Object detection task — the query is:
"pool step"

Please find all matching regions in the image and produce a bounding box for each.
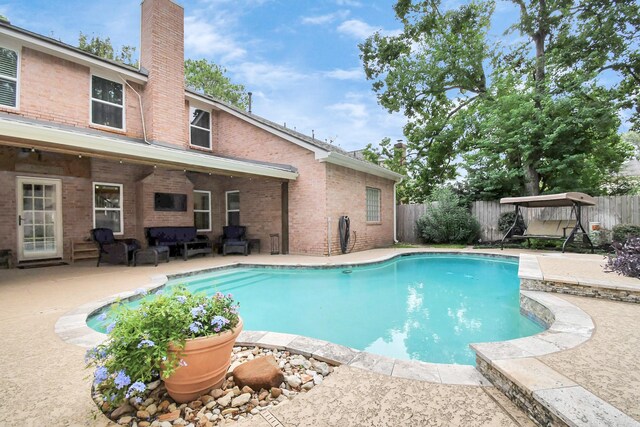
[475,354,639,427]
[187,272,269,294]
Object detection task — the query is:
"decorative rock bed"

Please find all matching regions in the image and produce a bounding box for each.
[93,346,334,426]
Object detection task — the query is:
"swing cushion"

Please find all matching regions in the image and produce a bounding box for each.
[513,219,577,239]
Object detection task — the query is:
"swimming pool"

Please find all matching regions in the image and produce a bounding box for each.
[88,254,544,365]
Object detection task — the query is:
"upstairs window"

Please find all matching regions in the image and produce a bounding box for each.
[190,107,211,149]
[366,187,381,222]
[0,47,18,108]
[91,75,124,129]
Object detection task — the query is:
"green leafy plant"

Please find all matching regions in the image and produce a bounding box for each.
[85,287,240,409]
[612,224,640,243]
[498,211,526,236]
[416,187,480,244]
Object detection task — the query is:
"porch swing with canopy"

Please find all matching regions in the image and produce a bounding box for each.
[499,192,596,253]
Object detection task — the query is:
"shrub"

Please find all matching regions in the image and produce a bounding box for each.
[85,287,240,409]
[498,211,526,235]
[612,224,640,242]
[605,237,640,278]
[417,188,481,244]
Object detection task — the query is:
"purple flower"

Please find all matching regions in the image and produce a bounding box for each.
[114,370,131,390]
[126,381,146,398]
[155,289,164,296]
[189,321,202,333]
[211,315,229,330]
[94,366,108,384]
[106,322,117,333]
[134,397,143,404]
[176,295,187,304]
[137,339,155,348]
[214,292,223,299]
[190,305,205,318]
[179,359,188,367]
[98,313,108,321]
[135,288,147,295]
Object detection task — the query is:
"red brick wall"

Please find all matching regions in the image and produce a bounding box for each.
[0,47,145,140]
[140,0,187,147]
[214,111,328,255]
[326,163,395,254]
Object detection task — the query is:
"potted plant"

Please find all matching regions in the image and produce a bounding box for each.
[86,286,242,407]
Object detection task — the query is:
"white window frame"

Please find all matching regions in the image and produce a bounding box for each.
[194,190,212,232]
[225,190,240,226]
[93,182,124,235]
[189,107,212,149]
[0,42,20,110]
[90,73,126,131]
[366,187,381,223]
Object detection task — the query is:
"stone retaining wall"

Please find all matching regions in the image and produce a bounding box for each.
[522,278,640,304]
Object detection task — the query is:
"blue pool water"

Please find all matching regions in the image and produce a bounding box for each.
[88,254,544,365]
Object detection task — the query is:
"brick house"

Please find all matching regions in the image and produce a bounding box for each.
[0,0,402,265]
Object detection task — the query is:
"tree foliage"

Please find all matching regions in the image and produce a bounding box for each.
[78,32,137,66]
[184,59,249,110]
[362,137,415,203]
[361,0,639,200]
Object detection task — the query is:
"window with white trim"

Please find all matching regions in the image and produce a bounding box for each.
[94,183,123,234]
[91,75,124,129]
[194,190,211,231]
[0,46,19,108]
[189,107,211,149]
[226,191,240,226]
[366,187,381,222]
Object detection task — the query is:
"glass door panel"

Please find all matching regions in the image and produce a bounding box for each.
[17,178,62,260]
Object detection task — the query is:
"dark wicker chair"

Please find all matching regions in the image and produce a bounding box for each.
[221,226,249,256]
[91,228,140,267]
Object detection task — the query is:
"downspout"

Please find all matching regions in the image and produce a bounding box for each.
[119,76,150,145]
[393,178,403,243]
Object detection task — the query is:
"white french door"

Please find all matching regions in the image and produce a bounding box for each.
[16,177,63,261]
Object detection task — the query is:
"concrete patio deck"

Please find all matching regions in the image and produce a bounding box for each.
[0,248,638,426]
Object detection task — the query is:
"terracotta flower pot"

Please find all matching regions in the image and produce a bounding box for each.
[164,318,243,403]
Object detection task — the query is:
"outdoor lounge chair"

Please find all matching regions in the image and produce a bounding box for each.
[91,228,141,267]
[221,226,249,256]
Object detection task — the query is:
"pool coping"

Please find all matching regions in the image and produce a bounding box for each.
[55,251,593,388]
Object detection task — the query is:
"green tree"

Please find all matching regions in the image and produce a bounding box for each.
[184,59,248,110]
[361,0,638,198]
[78,32,137,66]
[362,138,415,203]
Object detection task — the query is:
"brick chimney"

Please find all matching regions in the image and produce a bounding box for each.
[140,0,186,147]
[394,140,407,166]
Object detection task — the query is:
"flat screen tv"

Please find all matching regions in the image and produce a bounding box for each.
[154,192,187,211]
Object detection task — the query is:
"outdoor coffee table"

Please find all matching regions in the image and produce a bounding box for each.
[134,246,170,267]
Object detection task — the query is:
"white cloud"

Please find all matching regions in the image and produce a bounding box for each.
[337,19,401,39]
[335,0,362,6]
[324,68,363,80]
[233,61,308,89]
[327,102,368,121]
[301,10,350,25]
[184,15,246,61]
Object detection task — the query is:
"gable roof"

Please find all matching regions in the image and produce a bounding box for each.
[186,90,404,182]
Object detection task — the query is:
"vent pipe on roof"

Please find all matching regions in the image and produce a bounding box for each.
[248,92,252,114]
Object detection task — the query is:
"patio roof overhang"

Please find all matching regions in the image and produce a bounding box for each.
[0,115,299,180]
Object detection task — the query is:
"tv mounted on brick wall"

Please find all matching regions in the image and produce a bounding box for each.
[154,193,187,211]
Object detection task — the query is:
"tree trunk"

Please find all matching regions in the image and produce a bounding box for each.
[523,0,547,196]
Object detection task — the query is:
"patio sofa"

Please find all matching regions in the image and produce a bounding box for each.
[145,226,213,261]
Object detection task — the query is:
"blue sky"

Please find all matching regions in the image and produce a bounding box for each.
[3,0,527,152]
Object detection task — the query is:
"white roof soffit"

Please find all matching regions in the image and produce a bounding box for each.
[0,26,147,84]
[0,117,298,180]
[317,151,404,182]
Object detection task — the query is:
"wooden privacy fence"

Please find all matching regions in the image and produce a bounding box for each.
[397,196,640,243]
